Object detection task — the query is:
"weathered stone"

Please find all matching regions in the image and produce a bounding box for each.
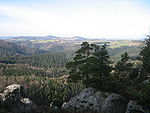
[126,100,149,113]
[3,84,26,97]
[101,93,127,113]
[62,88,110,111]
[0,84,36,112]
[62,87,95,110]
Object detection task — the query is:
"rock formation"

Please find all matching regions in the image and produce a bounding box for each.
[0,84,36,112]
[126,100,149,113]
[62,87,110,112]
[62,87,149,113]
[101,93,127,113]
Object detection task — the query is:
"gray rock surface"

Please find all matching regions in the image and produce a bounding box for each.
[62,87,110,111]
[3,84,26,98]
[101,93,127,113]
[126,100,149,113]
[0,84,36,112]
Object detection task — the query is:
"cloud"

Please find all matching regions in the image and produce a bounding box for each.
[0,1,150,39]
[115,1,136,6]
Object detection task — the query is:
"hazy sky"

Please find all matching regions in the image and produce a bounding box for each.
[0,0,150,39]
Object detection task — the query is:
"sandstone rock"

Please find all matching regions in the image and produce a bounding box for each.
[101,93,127,113]
[62,87,110,111]
[126,100,149,113]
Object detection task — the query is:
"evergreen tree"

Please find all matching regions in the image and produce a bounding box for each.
[114,52,133,78]
[66,42,92,82]
[66,42,112,90]
[140,35,150,76]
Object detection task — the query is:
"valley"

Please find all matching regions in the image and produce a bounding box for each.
[0,35,148,113]
[0,35,143,77]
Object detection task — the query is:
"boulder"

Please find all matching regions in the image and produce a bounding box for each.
[62,87,95,110]
[3,84,26,98]
[0,84,36,112]
[126,100,149,113]
[62,87,110,111]
[101,93,127,113]
[21,98,34,105]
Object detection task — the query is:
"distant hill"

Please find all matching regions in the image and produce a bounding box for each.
[0,39,47,57]
[0,35,144,61]
[108,46,141,62]
[1,35,143,51]
[3,35,83,52]
[0,35,144,77]
[0,35,87,40]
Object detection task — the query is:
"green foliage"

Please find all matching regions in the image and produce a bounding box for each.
[0,63,67,77]
[0,76,85,108]
[0,52,69,77]
[0,52,67,69]
[128,82,150,107]
[0,63,50,76]
[67,42,112,90]
[15,52,67,69]
[126,36,150,107]
[126,35,150,107]
[0,39,47,57]
[114,52,133,78]
[140,35,150,75]
[108,46,141,62]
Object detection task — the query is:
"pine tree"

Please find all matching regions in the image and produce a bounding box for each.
[140,35,150,76]
[66,42,112,90]
[114,52,133,78]
[66,42,92,82]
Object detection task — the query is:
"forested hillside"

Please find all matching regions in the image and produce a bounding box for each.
[0,52,70,76]
[0,36,149,113]
[0,37,143,77]
[9,52,67,68]
[108,46,141,61]
[0,39,47,57]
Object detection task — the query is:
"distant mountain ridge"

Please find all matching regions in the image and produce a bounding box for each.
[0,35,143,61]
[0,35,87,41]
[0,35,144,41]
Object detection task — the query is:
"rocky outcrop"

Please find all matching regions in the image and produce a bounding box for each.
[0,84,36,112]
[62,87,110,111]
[3,84,26,98]
[62,88,150,113]
[101,93,127,113]
[126,100,149,113]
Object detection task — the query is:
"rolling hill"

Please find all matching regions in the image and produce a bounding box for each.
[0,35,144,61]
[0,35,144,77]
[0,39,48,57]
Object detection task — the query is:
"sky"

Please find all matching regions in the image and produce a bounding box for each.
[0,0,150,39]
